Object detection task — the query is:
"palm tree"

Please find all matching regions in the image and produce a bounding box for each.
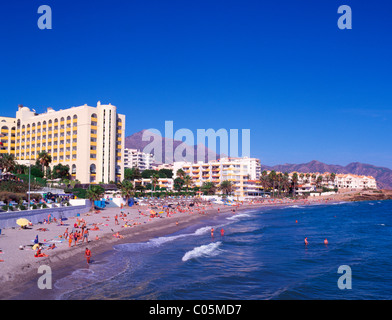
[151,173,159,197]
[38,152,52,178]
[259,170,270,197]
[282,173,291,197]
[176,169,186,179]
[201,181,216,195]
[330,173,336,188]
[291,172,298,198]
[316,175,323,189]
[219,180,233,195]
[86,185,105,211]
[276,173,283,197]
[119,180,134,206]
[268,170,277,198]
[0,153,16,173]
[183,175,193,193]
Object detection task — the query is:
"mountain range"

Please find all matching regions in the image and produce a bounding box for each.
[125,131,392,190]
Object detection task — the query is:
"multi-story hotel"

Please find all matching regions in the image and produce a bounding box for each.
[0,102,125,184]
[173,157,262,198]
[124,148,155,171]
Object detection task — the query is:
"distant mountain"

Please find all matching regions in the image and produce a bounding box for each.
[124,130,220,163]
[260,160,392,190]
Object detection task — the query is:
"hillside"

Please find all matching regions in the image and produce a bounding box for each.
[124,130,220,163]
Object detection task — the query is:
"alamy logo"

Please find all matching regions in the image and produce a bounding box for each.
[37,5,52,30]
[37,265,52,290]
[337,265,352,290]
[337,5,352,30]
[142,121,251,164]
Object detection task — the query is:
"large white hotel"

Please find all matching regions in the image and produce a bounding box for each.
[0,102,125,184]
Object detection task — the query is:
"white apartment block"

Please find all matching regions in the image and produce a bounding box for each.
[286,172,377,193]
[124,148,155,171]
[0,102,125,184]
[173,157,262,198]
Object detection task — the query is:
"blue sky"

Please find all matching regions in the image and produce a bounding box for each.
[1,0,391,168]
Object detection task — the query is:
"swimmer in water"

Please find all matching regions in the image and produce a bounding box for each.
[324,238,328,245]
[304,237,309,245]
[211,228,214,237]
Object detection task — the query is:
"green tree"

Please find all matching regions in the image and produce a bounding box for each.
[176,169,186,179]
[159,168,173,178]
[37,152,52,178]
[52,163,70,180]
[174,177,184,192]
[201,181,216,195]
[119,180,134,206]
[291,172,299,198]
[183,175,193,193]
[260,170,270,196]
[0,153,16,173]
[268,170,277,198]
[124,167,142,180]
[86,185,105,211]
[219,180,233,195]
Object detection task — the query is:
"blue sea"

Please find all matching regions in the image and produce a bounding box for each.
[52,200,392,300]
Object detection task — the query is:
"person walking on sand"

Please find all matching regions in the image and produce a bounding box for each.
[82,228,89,243]
[115,214,119,225]
[85,247,92,264]
[63,228,69,239]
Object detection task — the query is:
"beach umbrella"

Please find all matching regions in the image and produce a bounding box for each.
[16,218,31,227]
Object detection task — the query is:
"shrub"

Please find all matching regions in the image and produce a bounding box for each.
[19,205,27,211]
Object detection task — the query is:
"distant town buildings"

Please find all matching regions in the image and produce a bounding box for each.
[173,157,262,198]
[124,148,155,171]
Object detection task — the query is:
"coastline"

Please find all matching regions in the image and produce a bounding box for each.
[1,190,391,300]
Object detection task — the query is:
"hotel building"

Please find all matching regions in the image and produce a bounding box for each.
[173,157,262,198]
[0,102,125,184]
[124,148,155,171]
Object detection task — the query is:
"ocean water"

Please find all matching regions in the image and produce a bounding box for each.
[53,200,392,300]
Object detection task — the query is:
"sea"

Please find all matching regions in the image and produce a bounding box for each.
[49,200,392,300]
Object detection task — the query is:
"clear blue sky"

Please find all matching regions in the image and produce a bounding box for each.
[1,0,391,168]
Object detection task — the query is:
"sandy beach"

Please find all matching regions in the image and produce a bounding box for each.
[0,191,384,300]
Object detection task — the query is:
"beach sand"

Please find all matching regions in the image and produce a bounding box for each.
[0,194,348,300]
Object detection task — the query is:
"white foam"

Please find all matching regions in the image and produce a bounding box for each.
[227,213,251,221]
[182,241,223,262]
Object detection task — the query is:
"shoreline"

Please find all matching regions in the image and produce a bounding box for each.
[1,191,391,300]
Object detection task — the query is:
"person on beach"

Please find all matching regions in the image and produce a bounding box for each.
[85,247,91,264]
[63,228,69,239]
[82,228,89,243]
[115,214,119,225]
[68,232,73,247]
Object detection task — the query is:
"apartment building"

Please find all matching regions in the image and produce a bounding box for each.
[173,157,262,198]
[0,102,125,184]
[124,148,155,171]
